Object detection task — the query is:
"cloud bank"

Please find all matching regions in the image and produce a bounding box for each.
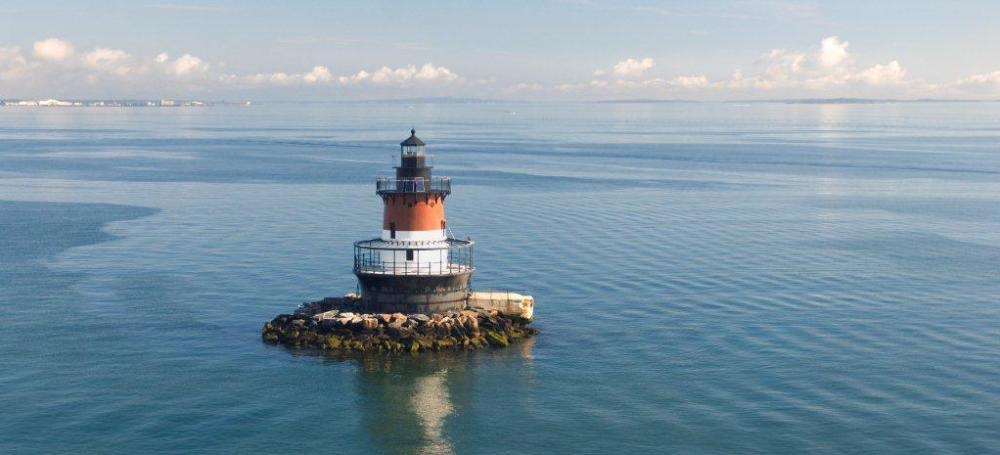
[0,36,998,99]
[569,36,996,99]
[0,37,465,97]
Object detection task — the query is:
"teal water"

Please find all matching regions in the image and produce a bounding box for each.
[1,102,998,454]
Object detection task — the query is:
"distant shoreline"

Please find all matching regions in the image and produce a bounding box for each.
[0,99,248,108]
[2,97,998,107]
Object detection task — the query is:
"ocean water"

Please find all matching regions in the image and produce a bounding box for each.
[1,102,998,454]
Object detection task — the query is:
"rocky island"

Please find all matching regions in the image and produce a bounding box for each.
[262,294,537,353]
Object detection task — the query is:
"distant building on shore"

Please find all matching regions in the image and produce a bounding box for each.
[38,99,80,107]
[0,98,212,107]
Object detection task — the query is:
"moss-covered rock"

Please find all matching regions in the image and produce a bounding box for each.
[485,330,508,347]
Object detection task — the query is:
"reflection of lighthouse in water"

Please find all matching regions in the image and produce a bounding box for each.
[353,130,475,314]
[355,338,537,455]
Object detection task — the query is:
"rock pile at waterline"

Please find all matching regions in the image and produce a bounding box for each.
[262,296,537,353]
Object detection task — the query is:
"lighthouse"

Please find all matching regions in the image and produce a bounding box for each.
[353,130,475,314]
[261,129,536,351]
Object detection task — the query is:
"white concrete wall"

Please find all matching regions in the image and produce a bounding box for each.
[381,229,447,242]
[380,245,450,274]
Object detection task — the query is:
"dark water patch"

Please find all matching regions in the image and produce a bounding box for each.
[0,200,158,267]
[0,200,162,453]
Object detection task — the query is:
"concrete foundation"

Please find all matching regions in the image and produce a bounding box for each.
[354,271,472,314]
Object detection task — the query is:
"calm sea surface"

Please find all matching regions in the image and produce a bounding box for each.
[1,102,998,454]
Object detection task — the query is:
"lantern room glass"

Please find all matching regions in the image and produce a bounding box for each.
[401,144,425,157]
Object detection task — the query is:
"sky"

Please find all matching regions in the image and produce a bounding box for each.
[1,0,999,100]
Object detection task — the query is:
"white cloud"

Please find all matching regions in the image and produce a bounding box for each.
[959,70,1000,87]
[2,37,474,96]
[33,38,75,62]
[5,35,998,99]
[83,48,129,67]
[237,66,333,86]
[235,63,459,88]
[612,57,654,78]
[82,48,131,76]
[248,72,292,85]
[338,70,370,85]
[945,70,1000,94]
[0,46,29,80]
[171,54,207,76]
[303,65,332,83]
[761,49,808,82]
[319,63,462,86]
[615,78,665,88]
[415,63,459,81]
[718,36,907,92]
[368,63,461,85]
[855,61,905,86]
[507,82,543,92]
[819,36,850,68]
[669,75,709,88]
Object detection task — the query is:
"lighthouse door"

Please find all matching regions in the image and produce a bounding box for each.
[390,222,396,239]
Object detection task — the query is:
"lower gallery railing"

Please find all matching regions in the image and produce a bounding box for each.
[353,238,473,276]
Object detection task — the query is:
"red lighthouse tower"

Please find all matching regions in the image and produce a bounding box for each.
[353,130,474,314]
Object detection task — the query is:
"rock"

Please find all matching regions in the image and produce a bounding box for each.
[263,299,536,353]
[416,336,434,350]
[313,310,339,321]
[318,320,338,333]
[324,335,343,349]
[485,330,509,347]
[463,316,479,334]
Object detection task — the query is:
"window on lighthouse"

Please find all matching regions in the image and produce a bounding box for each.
[402,145,425,157]
[406,249,414,261]
[390,222,396,239]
